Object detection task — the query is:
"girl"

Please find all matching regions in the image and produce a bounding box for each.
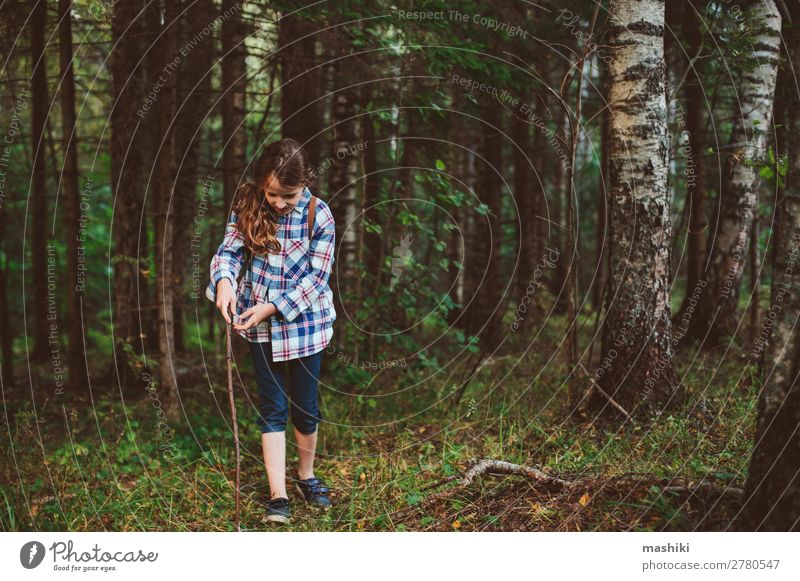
[206,138,336,524]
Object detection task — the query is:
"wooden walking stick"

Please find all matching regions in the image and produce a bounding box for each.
[225,307,241,531]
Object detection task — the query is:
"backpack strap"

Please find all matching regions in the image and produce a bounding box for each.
[308,195,317,242]
[236,247,251,288]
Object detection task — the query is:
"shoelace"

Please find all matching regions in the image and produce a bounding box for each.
[301,478,330,496]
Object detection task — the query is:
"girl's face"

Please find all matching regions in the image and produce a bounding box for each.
[262,172,304,215]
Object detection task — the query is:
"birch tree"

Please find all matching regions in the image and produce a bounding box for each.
[689,0,781,344]
[743,2,800,530]
[591,0,681,416]
[328,31,360,274]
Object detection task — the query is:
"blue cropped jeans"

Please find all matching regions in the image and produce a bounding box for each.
[249,342,324,434]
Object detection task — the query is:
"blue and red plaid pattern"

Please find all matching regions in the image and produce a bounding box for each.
[206,187,336,361]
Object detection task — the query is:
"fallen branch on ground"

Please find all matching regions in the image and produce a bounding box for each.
[458,459,575,489]
[423,459,744,502]
[394,459,745,522]
[412,459,576,512]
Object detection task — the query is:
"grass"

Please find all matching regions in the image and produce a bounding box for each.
[0,318,758,532]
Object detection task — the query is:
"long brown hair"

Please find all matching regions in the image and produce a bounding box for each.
[233,138,315,254]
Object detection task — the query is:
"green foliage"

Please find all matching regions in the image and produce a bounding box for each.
[757,147,788,188]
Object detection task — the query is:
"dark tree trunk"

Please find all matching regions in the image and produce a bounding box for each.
[447,127,470,327]
[592,65,610,314]
[463,101,504,349]
[512,112,531,301]
[511,102,542,333]
[530,101,546,285]
[548,108,569,312]
[140,0,163,357]
[154,0,180,420]
[30,0,50,365]
[591,0,681,417]
[58,0,89,393]
[459,126,481,331]
[742,192,800,530]
[383,104,421,331]
[110,0,152,391]
[0,208,12,388]
[221,0,247,213]
[279,4,323,169]
[359,83,382,337]
[677,1,708,319]
[173,0,215,355]
[360,87,381,278]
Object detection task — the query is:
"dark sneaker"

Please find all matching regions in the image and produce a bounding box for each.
[264,497,291,524]
[295,477,332,509]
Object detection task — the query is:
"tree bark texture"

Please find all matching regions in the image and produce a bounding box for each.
[689,0,781,344]
[593,0,681,416]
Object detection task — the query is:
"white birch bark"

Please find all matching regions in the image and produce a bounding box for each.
[595,0,679,415]
[691,0,781,342]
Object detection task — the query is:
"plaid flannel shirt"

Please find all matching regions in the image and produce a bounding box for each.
[205,187,336,361]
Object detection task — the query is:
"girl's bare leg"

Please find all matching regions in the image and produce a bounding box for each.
[294,427,317,480]
[261,432,287,499]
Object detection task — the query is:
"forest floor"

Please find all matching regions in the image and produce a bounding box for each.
[1,320,756,532]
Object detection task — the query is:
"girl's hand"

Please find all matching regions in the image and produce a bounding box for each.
[215,278,236,324]
[233,302,277,331]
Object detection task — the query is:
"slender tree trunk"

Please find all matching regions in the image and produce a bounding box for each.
[447,131,469,327]
[110,0,151,391]
[140,0,163,357]
[528,68,548,293]
[530,99,546,289]
[593,65,610,314]
[749,209,761,341]
[359,83,382,334]
[0,208,12,387]
[548,107,569,312]
[222,0,247,211]
[461,126,482,331]
[1,67,29,386]
[361,87,381,278]
[677,1,708,319]
[30,0,50,364]
[464,101,504,348]
[173,0,214,355]
[512,111,531,305]
[591,0,681,417]
[58,0,88,392]
[385,104,421,331]
[564,37,594,369]
[155,0,180,420]
[327,35,360,275]
[743,8,800,530]
[689,1,781,345]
